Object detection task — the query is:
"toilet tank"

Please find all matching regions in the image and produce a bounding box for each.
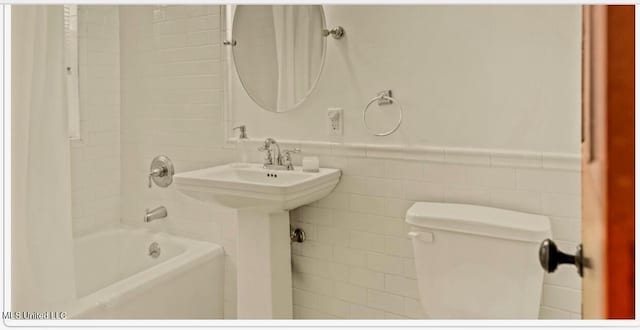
[406,202,551,319]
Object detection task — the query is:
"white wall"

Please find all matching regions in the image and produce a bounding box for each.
[118,5,238,319]
[231,5,582,154]
[227,5,582,319]
[71,6,121,237]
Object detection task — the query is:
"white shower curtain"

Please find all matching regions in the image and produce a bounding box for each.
[271,6,320,112]
[64,5,80,140]
[11,5,77,312]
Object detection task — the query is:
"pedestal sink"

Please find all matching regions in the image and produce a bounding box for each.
[174,163,341,319]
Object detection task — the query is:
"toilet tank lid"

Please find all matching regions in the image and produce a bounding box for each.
[405,202,551,242]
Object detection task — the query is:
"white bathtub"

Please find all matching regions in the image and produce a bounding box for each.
[67,226,224,319]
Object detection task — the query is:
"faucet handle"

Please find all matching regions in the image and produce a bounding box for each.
[258,138,273,151]
[148,166,164,188]
[282,148,301,170]
[148,155,174,189]
[282,148,301,156]
[258,140,273,166]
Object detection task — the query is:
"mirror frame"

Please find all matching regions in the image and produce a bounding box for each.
[230,5,328,113]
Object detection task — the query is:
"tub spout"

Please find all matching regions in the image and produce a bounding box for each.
[144,206,167,223]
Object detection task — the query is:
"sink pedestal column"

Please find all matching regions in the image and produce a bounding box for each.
[236,209,292,319]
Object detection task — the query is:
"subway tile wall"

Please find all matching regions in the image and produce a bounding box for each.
[288,155,581,319]
[71,6,121,237]
[118,5,239,319]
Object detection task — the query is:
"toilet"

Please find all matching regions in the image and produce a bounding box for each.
[406,202,551,319]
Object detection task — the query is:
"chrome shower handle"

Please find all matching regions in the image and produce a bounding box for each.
[148,167,165,188]
[148,155,174,188]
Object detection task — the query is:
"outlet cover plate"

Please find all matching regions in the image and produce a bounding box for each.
[327,108,343,136]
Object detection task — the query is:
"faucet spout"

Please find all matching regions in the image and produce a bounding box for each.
[144,206,167,223]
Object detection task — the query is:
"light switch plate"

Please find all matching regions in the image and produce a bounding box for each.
[327,108,343,136]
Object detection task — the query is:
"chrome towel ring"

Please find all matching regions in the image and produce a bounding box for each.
[362,90,403,136]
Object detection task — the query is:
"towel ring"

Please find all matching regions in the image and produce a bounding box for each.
[362,91,403,136]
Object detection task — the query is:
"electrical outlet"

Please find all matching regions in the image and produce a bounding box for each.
[327,108,343,136]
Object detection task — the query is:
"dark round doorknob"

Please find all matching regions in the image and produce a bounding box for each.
[539,238,584,277]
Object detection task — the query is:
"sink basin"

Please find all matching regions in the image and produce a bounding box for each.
[174,163,341,211]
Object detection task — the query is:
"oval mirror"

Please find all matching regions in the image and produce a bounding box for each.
[231,5,326,113]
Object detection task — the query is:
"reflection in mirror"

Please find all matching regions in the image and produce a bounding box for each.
[231,5,326,113]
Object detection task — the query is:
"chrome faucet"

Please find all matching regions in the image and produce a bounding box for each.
[258,138,281,167]
[144,206,167,223]
[258,138,301,170]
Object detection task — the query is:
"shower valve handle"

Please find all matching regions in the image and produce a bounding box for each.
[148,168,165,188]
[148,155,174,188]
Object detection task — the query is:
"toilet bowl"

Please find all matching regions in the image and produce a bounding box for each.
[406,202,551,319]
